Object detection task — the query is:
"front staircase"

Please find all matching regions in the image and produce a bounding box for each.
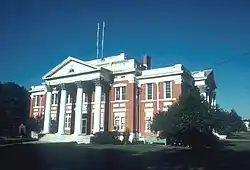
[38,134,92,144]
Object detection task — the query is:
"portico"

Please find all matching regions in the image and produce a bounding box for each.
[42,56,113,135]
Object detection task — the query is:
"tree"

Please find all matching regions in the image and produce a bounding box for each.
[212,107,247,135]
[0,82,30,135]
[228,109,247,132]
[151,87,216,148]
[26,115,44,134]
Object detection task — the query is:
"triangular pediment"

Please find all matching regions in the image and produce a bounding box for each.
[42,56,99,79]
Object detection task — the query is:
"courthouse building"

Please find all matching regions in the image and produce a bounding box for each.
[29,53,216,142]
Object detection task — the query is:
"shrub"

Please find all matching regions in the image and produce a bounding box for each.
[26,117,42,133]
[183,128,219,150]
[91,131,122,145]
[123,127,130,144]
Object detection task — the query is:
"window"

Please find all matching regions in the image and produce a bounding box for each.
[145,116,152,131]
[147,83,153,100]
[165,81,172,98]
[67,94,72,104]
[34,95,39,106]
[121,117,126,130]
[65,113,71,129]
[114,116,126,131]
[115,86,126,101]
[162,106,169,112]
[52,93,58,105]
[114,116,120,130]
[84,93,88,102]
[121,87,126,100]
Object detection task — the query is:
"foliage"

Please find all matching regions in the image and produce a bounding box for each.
[0,82,30,136]
[123,127,130,144]
[91,131,122,145]
[151,85,247,149]
[50,120,57,134]
[26,115,44,133]
[212,106,247,135]
[151,87,216,148]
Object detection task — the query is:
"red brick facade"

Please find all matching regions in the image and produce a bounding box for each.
[30,74,192,136]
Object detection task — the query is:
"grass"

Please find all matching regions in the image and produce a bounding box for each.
[227,132,250,140]
[1,141,250,170]
[0,136,37,145]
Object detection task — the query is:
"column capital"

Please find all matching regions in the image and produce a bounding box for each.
[94,78,104,86]
[60,83,66,90]
[75,81,83,88]
[45,85,52,92]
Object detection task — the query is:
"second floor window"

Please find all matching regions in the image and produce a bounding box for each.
[34,95,39,106]
[67,94,72,104]
[165,81,172,98]
[52,93,58,105]
[115,86,126,101]
[147,83,153,100]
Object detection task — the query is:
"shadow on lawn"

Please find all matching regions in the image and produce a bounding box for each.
[1,142,250,170]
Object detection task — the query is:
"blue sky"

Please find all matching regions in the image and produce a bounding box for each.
[1,0,250,117]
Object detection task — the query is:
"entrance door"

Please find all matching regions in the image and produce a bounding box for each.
[82,118,88,135]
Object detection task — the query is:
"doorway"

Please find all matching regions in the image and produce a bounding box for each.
[82,118,88,135]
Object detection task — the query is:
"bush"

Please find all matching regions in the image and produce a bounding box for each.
[123,127,130,144]
[183,128,219,150]
[91,131,122,145]
[26,117,43,133]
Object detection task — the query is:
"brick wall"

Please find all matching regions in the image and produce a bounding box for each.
[29,74,192,136]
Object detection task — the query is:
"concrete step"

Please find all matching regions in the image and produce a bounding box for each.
[39,134,92,144]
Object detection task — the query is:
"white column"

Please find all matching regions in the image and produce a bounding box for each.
[57,84,67,135]
[156,82,159,111]
[43,85,52,133]
[74,81,83,135]
[93,78,102,133]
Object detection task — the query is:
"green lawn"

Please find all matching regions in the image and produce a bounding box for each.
[227,132,250,140]
[1,141,250,170]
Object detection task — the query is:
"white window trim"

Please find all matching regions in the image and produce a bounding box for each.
[113,115,126,132]
[65,113,71,130]
[145,116,153,132]
[39,95,42,107]
[113,83,127,87]
[34,95,39,107]
[52,93,58,105]
[82,118,88,134]
[146,83,153,100]
[67,94,72,104]
[115,86,126,101]
[164,81,172,99]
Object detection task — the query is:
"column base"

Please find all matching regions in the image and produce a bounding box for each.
[41,130,50,134]
[56,132,65,136]
[73,133,81,136]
